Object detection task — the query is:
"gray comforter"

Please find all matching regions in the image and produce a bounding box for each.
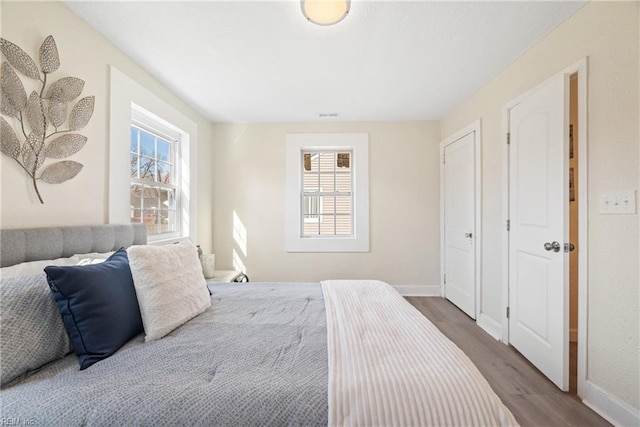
[1,283,328,426]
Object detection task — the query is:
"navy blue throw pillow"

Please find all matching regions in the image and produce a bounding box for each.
[45,248,143,370]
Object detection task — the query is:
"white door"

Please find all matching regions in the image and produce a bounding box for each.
[508,73,569,390]
[443,132,476,319]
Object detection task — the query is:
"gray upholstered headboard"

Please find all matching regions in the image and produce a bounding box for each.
[0,224,147,267]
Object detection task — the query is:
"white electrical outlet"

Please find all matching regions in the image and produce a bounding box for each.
[599,191,637,214]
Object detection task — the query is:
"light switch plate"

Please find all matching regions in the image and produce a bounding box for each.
[599,191,637,214]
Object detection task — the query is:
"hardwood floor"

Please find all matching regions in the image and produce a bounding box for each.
[406,297,610,427]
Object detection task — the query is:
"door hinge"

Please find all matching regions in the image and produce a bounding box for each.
[507,132,511,144]
[443,153,446,164]
[506,307,510,319]
[443,273,446,284]
[506,219,510,231]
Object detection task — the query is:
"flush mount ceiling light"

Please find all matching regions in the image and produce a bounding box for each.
[301,0,350,26]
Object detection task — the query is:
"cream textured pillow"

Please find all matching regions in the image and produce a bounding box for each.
[127,241,211,341]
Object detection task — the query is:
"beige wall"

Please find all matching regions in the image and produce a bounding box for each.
[0,1,216,253]
[212,121,441,286]
[440,1,639,410]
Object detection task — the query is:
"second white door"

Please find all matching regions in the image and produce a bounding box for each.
[443,131,477,319]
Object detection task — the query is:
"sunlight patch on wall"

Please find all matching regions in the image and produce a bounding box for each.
[233,210,247,256]
[232,248,246,273]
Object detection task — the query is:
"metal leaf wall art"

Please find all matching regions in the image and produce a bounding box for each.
[0,35,94,203]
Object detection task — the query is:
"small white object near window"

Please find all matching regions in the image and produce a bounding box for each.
[286,133,369,252]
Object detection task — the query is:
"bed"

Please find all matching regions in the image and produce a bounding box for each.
[0,224,518,426]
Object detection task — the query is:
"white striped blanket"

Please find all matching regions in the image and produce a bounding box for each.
[321,280,519,427]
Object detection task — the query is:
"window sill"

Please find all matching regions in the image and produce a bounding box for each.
[147,234,189,245]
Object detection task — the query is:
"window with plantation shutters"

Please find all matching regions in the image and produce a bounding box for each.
[286,133,369,252]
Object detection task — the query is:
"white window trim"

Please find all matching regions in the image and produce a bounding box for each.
[285,133,369,252]
[109,66,198,244]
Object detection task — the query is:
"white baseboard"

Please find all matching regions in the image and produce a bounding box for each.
[583,380,640,427]
[393,284,441,297]
[476,313,503,341]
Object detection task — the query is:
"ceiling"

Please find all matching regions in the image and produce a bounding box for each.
[64,1,586,123]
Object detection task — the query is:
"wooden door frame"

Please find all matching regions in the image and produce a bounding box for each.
[501,58,589,398]
[440,119,482,319]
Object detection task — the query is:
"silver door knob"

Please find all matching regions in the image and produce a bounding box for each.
[544,241,561,252]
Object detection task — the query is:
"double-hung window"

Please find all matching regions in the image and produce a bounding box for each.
[110,67,197,243]
[286,133,369,252]
[302,151,352,236]
[129,116,179,237]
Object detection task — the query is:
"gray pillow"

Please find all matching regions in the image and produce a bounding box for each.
[0,274,71,385]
